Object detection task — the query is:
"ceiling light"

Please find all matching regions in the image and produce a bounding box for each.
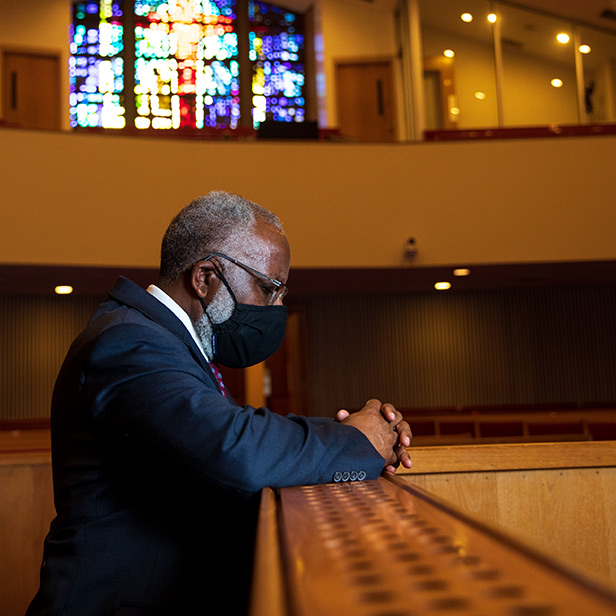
[434,282,452,291]
[461,13,473,23]
[578,44,591,54]
[551,78,563,88]
[443,49,455,58]
[453,268,470,277]
[55,285,74,295]
[487,13,497,23]
[474,91,486,100]
[556,33,570,44]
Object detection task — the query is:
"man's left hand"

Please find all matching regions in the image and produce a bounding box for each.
[336,402,413,472]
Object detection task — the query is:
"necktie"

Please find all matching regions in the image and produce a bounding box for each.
[208,361,228,398]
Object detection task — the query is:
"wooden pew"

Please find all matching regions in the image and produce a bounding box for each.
[0,421,51,453]
[250,472,616,616]
[402,406,616,445]
[396,440,616,588]
[0,451,54,616]
[0,423,53,616]
[5,426,615,615]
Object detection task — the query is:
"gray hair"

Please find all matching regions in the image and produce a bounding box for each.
[158,190,283,285]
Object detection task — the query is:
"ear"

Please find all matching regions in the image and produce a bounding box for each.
[190,260,221,303]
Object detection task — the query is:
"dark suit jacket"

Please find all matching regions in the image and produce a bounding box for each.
[27,277,384,616]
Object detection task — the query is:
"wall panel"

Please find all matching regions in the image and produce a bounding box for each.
[0,295,101,420]
[2,284,615,421]
[305,284,616,414]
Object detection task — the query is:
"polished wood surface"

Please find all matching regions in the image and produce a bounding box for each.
[398,440,616,474]
[0,454,54,616]
[398,441,616,587]
[249,488,287,616]
[5,429,616,615]
[0,426,50,454]
[251,476,616,616]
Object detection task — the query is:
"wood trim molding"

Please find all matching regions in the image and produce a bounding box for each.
[397,440,616,474]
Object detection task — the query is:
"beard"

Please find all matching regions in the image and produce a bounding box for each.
[194,286,235,359]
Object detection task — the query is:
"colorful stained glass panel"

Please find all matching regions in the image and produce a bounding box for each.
[70,0,307,131]
[134,0,239,130]
[249,1,305,127]
[69,1,125,128]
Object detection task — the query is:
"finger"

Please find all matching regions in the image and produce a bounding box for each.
[364,398,382,412]
[383,446,412,474]
[397,446,413,469]
[336,409,350,422]
[380,402,399,423]
[395,420,413,447]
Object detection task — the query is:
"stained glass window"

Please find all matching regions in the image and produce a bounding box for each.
[249,1,305,127]
[69,0,306,131]
[134,0,239,130]
[69,1,125,128]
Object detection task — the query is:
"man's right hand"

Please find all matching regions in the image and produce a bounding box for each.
[339,399,411,469]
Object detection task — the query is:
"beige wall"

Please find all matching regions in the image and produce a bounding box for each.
[1,127,615,269]
[422,24,580,129]
[422,25,500,130]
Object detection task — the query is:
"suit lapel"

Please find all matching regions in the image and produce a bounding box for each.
[107,276,219,387]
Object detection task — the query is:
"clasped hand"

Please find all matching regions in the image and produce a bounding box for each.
[336,399,412,473]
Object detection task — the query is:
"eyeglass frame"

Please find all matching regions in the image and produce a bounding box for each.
[192,252,288,305]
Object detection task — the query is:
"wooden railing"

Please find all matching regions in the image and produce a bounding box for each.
[4,426,616,615]
[401,406,616,445]
[250,441,616,616]
[425,124,616,141]
[0,421,51,455]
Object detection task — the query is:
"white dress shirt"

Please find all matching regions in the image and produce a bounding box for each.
[147,284,210,361]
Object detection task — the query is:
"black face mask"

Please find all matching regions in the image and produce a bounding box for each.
[209,302,288,369]
[198,264,288,369]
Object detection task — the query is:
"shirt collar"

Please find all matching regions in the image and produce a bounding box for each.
[147,284,210,361]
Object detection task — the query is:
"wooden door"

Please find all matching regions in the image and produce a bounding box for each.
[2,50,61,130]
[335,59,397,142]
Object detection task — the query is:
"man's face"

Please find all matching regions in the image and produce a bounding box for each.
[219,218,291,307]
[193,219,291,355]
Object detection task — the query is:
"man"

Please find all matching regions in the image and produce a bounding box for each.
[27,191,412,616]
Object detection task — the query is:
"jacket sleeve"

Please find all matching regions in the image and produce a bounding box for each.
[81,317,385,496]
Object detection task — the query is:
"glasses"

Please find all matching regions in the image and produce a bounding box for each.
[194,252,288,305]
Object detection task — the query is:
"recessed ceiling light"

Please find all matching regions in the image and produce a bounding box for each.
[474,91,486,100]
[557,33,570,44]
[461,13,473,23]
[578,44,591,54]
[434,282,452,291]
[487,13,497,23]
[54,285,74,295]
[453,268,470,277]
[551,78,563,88]
[443,49,455,58]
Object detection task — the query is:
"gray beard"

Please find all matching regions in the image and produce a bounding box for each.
[194,287,235,359]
